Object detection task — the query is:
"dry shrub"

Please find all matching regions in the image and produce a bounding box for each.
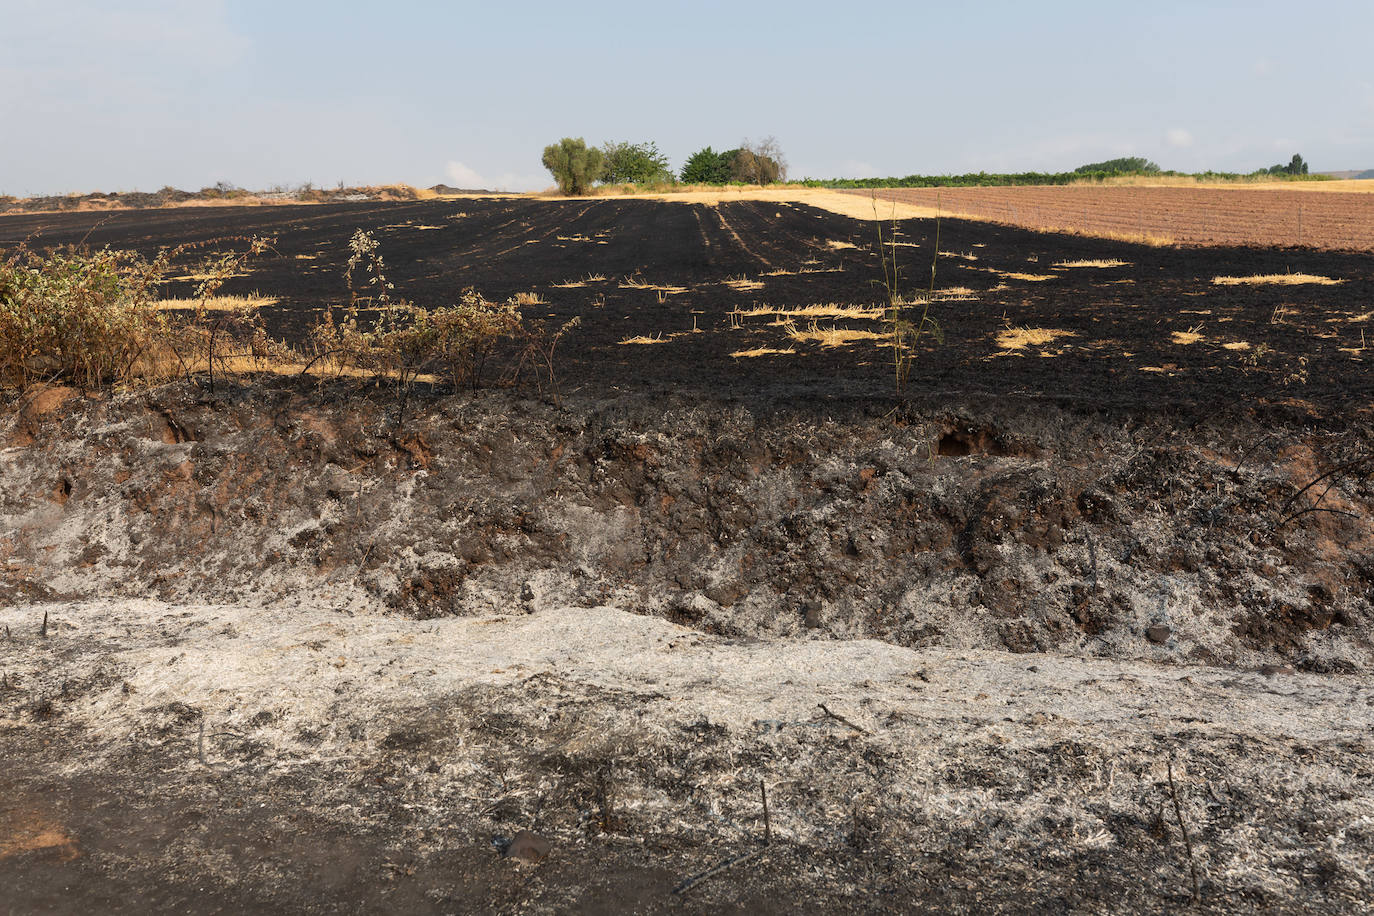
[0,237,273,390]
[1,230,577,400]
[306,230,578,397]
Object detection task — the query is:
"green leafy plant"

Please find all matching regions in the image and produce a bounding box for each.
[600,141,672,185]
[1073,157,1161,174]
[1262,153,1309,176]
[542,138,605,195]
[680,147,733,184]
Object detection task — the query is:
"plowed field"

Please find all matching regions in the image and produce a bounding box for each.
[856,185,1374,251]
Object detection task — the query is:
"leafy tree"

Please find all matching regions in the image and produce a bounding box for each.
[600,141,672,185]
[730,137,787,185]
[1261,154,1309,176]
[680,146,733,184]
[541,138,604,195]
[1073,157,1160,174]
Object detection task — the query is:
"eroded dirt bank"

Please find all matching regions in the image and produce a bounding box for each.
[3,381,1374,912]
[4,382,1372,670]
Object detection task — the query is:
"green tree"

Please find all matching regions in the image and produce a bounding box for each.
[600,141,672,185]
[680,146,733,184]
[542,138,605,195]
[1263,154,1309,176]
[1074,157,1160,174]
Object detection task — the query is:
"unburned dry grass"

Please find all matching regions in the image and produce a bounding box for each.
[1212,273,1343,286]
[1054,259,1131,269]
[153,294,279,312]
[995,327,1076,351]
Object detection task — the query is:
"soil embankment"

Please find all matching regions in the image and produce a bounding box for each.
[3,382,1373,912]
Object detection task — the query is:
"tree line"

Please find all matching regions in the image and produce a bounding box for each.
[541,137,788,195]
[540,140,1318,195]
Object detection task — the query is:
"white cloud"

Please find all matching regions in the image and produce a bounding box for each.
[1165,128,1195,149]
[838,159,880,179]
[444,162,487,188]
[444,161,547,192]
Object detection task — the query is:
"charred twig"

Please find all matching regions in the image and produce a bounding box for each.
[1273,455,1373,531]
[1275,506,1359,529]
[1167,758,1202,904]
[1231,433,1277,479]
[353,541,377,584]
[817,703,869,735]
[672,847,766,896]
[673,780,775,896]
[1277,456,1373,518]
[39,610,48,639]
[1086,530,1100,593]
[597,762,615,833]
[760,780,771,845]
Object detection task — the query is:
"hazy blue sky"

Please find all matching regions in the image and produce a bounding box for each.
[3,0,1371,194]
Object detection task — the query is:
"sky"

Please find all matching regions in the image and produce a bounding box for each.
[2,0,1372,195]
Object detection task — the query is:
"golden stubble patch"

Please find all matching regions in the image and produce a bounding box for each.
[739,303,885,321]
[995,327,1075,350]
[730,347,797,358]
[784,322,885,348]
[1054,259,1131,269]
[153,294,277,312]
[1212,274,1342,286]
[723,277,765,292]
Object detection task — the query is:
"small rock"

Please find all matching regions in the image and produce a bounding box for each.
[1260,664,1295,677]
[1146,625,1172,645]
[505,830,551,863]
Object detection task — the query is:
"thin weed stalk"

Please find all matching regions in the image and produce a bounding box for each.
[872,192,942,392]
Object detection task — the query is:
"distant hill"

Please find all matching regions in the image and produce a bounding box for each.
[1319,170,1374,180]
[430,183,500,195]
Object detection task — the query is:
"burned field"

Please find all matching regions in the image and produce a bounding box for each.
[3,196,1374,913]
[5,193,1373,407]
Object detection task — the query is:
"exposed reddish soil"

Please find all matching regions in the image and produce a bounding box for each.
[859,185,1374,251]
